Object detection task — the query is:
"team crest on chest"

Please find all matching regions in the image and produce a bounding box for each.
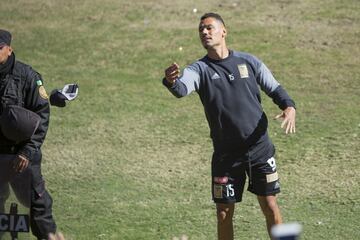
[238,64,249,78]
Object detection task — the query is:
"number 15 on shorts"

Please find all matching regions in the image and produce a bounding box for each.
[214,184,235,198]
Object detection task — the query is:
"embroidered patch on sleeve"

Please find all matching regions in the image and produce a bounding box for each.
[213,184,223,199]
[39,86,49,99]
[266,172,279,183]
[238,64,249,78]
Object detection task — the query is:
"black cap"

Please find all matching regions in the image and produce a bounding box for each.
[0,105,41,143]
[0,29,11,47]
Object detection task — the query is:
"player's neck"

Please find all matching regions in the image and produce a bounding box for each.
[207,45,229,60]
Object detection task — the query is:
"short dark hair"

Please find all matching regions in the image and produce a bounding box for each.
[200,13,225,27]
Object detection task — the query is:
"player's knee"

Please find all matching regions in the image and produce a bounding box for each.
[216,204,234,224]
[217,209,227,223]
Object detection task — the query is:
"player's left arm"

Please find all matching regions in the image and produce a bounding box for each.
[255,61,296,134]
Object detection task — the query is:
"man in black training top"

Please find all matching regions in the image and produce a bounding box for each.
[163,13,296,240]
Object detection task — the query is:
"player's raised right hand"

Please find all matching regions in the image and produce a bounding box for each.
[164,62,180,86]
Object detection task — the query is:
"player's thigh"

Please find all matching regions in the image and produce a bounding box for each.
[247,156,280,196]
[212,151,250,203]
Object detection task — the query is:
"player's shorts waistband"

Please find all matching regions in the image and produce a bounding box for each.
[212,132,271,154]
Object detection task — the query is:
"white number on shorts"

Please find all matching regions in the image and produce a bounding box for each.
[267,157,277,171]
[226,184,235,197]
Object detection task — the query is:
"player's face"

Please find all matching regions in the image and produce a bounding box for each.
[198,17,226,50]
[0,45,12,64]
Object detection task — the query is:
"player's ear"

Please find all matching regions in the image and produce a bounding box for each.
[222,27,227,38]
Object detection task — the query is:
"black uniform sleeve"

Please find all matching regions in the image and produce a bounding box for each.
[18,68,50,161]
[268,85,296,110]
[162,78,188,98]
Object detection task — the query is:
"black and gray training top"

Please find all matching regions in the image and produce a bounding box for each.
[163,50,295,149]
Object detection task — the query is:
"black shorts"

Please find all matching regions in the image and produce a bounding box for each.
[211,138,280,203]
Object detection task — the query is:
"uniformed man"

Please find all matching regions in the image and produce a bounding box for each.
[163,13,296,240]
[0,29,57,239]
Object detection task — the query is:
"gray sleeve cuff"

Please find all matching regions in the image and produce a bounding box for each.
[162,78,188,98]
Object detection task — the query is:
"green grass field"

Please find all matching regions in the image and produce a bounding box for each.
[1,0,359,239]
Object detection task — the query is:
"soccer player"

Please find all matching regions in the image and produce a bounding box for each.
[162,13,296,240]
